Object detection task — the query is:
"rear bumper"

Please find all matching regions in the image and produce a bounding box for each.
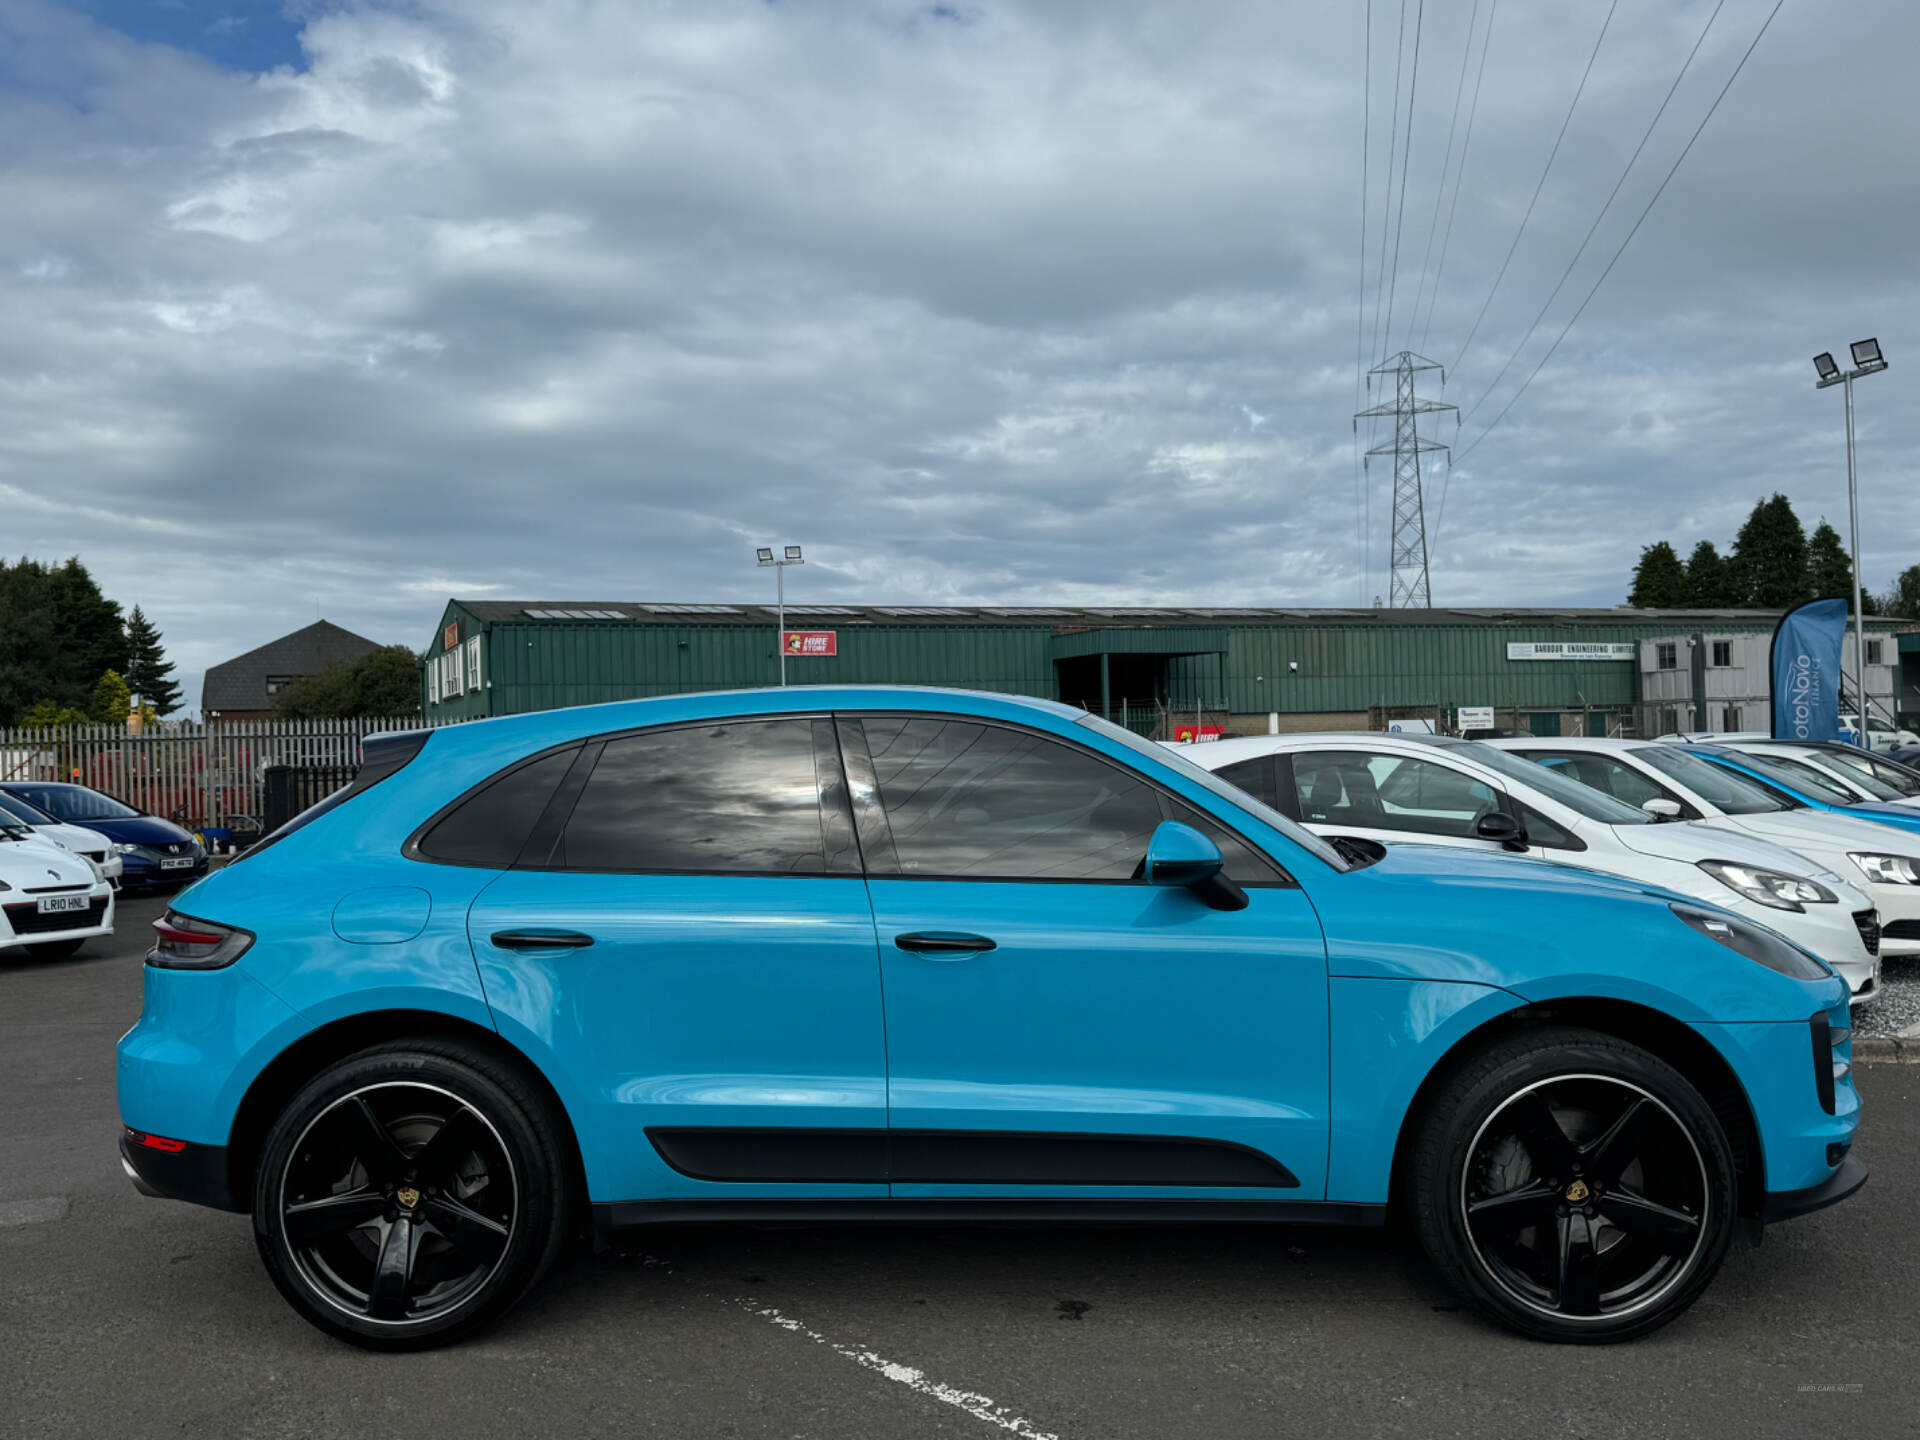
[1763,1155,1868,1223]
[118,1129,239,1212]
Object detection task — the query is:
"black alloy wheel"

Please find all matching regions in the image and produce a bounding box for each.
[1409,1026,1737,1343]
[254,1041,572,1349]
[279,1082,517,1325]
[1462,1075,1708,1322]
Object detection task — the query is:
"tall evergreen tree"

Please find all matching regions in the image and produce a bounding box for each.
[1683,540,1738,607]
[1806,519,1856,601]
[0,557,128,726]
[1629,541,1689,607]
[1729,494,1812,608]
[124,605,183,716]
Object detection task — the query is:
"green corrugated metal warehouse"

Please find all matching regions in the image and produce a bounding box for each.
[419,600,1909,739]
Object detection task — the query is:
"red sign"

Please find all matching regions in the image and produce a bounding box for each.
[443,622,460,651]
[784,630,837,657]
[1173,725,1226,744]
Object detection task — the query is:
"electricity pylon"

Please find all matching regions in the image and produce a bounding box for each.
[1354,351,1458,608]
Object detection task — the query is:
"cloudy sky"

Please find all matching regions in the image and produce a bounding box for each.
[4,0,1915,712]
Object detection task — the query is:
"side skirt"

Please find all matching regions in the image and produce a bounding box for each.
[593,1197,1386,1244]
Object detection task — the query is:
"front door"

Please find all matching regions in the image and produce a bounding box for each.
[469,716,888,1203]
[840,714,1330,1199]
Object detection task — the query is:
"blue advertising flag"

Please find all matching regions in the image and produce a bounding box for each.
[1770,598,1849,741]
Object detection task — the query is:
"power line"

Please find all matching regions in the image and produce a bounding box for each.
[1448,0,1789,478]
[1448,0,1619,376]
[1418,0,1497,353]
[1406,0,1479,356]
[1367,0,1408,372]
[1355,0,1372,607]
[1379,0,1427,356]
[1459,0,1729,425]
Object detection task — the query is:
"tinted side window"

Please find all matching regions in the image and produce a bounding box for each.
[857,717,1163,880]
[1293,751,1497,838]
[416,746,578,866]
[1511,800,1584,851]
[552,719,858,875]
[1525,751,1669,809]
[1215,756,1281,809]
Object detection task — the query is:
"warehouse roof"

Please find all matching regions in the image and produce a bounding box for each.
[450,601,1890,628]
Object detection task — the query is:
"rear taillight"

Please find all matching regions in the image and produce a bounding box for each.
[148,911,253,970]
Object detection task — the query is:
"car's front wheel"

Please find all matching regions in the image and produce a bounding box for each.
[1408,1025,1738,1343]
[252,1039,573,1350]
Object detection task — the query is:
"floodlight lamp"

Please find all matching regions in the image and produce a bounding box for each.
[785,545,803,562]
[1813,352,1839,381]
[1851,338,1884,368]
[756,547,775,564]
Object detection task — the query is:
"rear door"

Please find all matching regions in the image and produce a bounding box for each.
[465,717,889,1204]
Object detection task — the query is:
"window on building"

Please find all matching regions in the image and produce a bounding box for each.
[265,674,295,696]
[1866,639,1885,666]
[551,719,859,875]
[466,635,483,691]
[444,648,463,697]
[1656,641,1678,670]
[1722,706,1741,733]
[1710,640,1732,668]
[428,659,441,705]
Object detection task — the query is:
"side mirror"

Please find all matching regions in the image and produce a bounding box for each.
[1642,798,1683,820]
[1475,811,1529,851]
[1143,820,1247,911]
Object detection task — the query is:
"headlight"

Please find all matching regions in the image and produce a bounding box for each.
[1697,860,1836,912]
[1672,903,1832,981]
[113,842,139,856]
[1850,852,1920,886]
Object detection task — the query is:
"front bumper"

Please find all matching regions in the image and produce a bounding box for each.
[0,885,116,947]
[1762,1154,1868,1222]
[118,851,210,891]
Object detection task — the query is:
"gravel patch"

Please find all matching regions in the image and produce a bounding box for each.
[1855,953,1920,1035]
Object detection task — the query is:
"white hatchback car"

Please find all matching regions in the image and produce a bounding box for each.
[1717,741,1920,810]
[0,825,116,960]
[0,789,124,886]
[1183,733,1882,1002]
[1485,736,1920,985]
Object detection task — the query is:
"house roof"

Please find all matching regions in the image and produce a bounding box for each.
[201,620,383,713]
[447,600,1906,630]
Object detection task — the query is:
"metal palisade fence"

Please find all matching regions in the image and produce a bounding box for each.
[0,716,466,840]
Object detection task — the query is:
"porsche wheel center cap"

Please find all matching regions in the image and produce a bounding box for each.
[1564,1180,1591,1204]
[396,1186,421,1209]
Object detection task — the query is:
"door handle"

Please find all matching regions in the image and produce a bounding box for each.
[894,931,996,955]
[490,929,595,951]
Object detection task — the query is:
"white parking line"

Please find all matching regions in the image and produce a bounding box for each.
[735,1300,1062,1439]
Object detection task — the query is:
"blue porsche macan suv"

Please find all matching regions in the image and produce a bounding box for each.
[117,688,1864,1349]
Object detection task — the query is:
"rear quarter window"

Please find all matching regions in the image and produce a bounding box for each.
[412,747,580,867]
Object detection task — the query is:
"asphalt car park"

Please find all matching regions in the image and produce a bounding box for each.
[4,892,1918,1439]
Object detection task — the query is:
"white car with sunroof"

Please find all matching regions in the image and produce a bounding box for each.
[1181,732,1883,1004]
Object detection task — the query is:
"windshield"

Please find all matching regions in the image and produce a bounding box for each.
[1722,751,1859,804]
[1806,748,1917,799]
[2,784,139,822]
[1458,742,1650,824]
[1632,746,1792,814]
[1076,715,1350,871]
[0,791,57,826]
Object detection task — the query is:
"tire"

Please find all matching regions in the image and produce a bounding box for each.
[24,939,84,961]
[1407,1025,1738,1344]
[252,1039,574,1350]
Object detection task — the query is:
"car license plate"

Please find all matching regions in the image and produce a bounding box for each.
[37,894,89,915]
[159,857,193,870]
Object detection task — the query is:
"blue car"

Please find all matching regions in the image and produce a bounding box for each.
[117,688,1862,1349]
[1684,746,1920,838]
[0,781,209,893]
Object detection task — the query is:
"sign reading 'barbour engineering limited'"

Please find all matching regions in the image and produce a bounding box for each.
[1505,642,1636,662]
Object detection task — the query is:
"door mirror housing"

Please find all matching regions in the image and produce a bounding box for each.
[1475,811,1530,851]
[1143,820,1247,911]
[1642,797,1684,820]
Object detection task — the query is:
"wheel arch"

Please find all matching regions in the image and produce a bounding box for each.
[1388,996,1767,1218]
[225,1009,588,1224]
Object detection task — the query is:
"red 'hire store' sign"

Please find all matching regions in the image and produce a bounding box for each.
[783,630,837,657]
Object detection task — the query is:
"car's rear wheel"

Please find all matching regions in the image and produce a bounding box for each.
[23,939,85,961]
[252,1040,572,1350]
[1408,1025,1738,1343]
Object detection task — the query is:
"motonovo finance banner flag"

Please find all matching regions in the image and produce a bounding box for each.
[1770,598,1849,741]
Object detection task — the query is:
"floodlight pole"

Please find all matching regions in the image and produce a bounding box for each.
[756,545,804,686]
[1815,344,1887,739]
